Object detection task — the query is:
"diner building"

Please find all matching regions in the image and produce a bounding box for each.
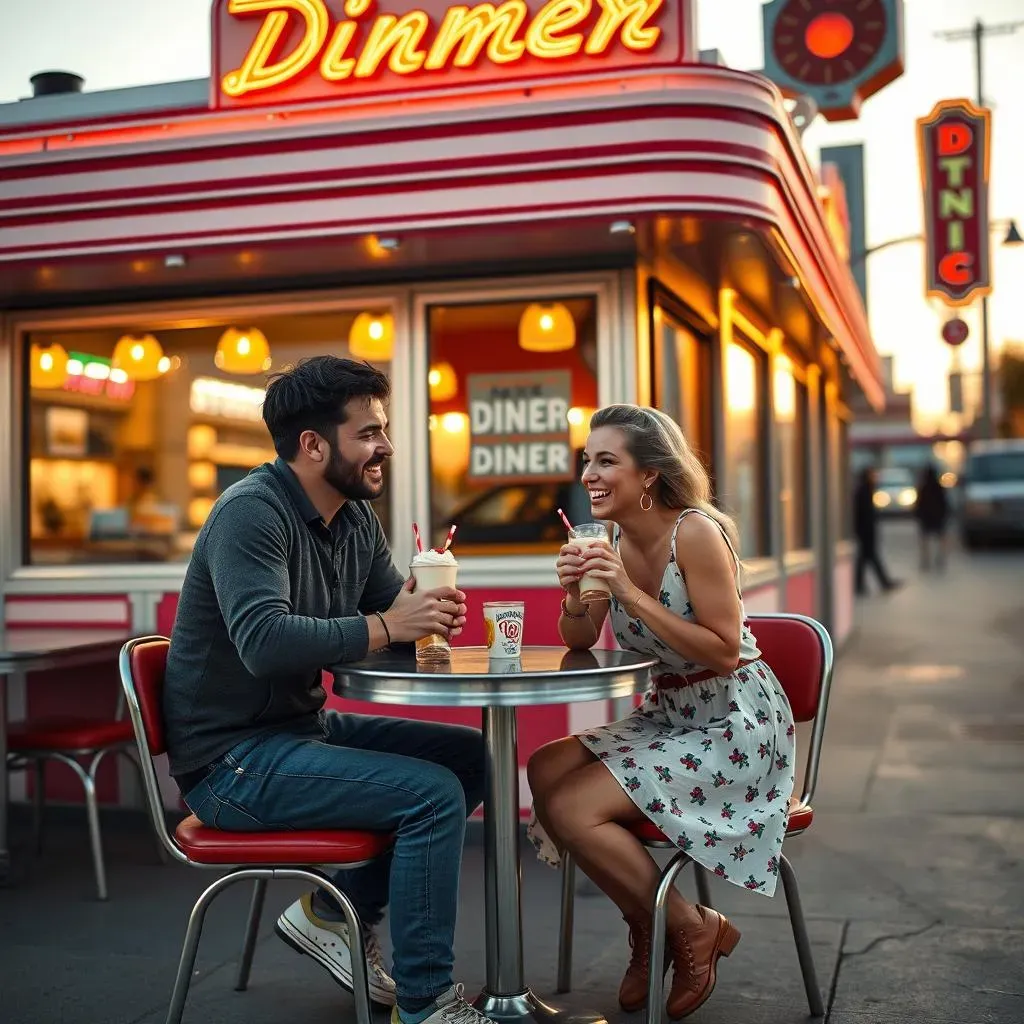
[0,0,883,814]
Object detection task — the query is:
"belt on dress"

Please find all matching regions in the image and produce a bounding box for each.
[653,658,756,689]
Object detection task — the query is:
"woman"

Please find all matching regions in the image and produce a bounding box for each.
[527,405,795,1019]
[914,464,949,571]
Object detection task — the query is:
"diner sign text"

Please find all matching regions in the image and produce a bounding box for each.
[468,371,573,483]
[212,0,691,109]
[917,98,992,307]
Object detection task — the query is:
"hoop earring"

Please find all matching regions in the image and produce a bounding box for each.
[640,487,653,512]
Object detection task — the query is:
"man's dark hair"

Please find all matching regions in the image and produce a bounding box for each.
[262,356,391,460]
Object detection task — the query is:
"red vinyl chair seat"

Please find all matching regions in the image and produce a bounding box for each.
[173,814,394,866]
[628,796,813,844]
[8,717,135,752]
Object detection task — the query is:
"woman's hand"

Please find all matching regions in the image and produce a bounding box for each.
[577,540,635,603]
[555,542,584,599]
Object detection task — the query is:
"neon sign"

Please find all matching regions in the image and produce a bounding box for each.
[917,98,992,307]
[212,0,691,109]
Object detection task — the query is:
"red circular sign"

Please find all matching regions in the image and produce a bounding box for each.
[806,14,855,59]
[942,318,970,347]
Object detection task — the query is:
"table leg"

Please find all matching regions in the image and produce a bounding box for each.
[0,672,10,884]
[474,706,606,1024]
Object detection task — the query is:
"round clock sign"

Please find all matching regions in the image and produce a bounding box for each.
[762,0,905,121]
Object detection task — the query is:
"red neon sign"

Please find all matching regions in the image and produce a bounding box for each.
[211,0,693,110]
[917,98,992,308]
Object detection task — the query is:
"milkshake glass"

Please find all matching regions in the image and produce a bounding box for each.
[570,523,612,603]
[410,548,459,663]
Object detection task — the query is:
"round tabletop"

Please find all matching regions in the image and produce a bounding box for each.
[332,646,657,707]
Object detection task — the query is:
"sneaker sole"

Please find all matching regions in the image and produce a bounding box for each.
[274,915,396,1007]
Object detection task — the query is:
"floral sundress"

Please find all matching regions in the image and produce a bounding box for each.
[528,509,796,896]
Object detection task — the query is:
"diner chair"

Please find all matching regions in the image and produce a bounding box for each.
[6,688,161,901]
[555,612,834,1020]
[119,636,392,1024]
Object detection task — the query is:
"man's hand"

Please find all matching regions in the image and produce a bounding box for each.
[382,576,468,643]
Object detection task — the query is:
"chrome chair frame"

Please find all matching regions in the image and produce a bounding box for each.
[555,612,835,1020]
[119,637,380,1024]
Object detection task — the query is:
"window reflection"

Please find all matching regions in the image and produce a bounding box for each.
[428,297,597,555]
[724,341,766,558]
[26,310,394,565]
[652,311,712,472]
[775,356,809,551]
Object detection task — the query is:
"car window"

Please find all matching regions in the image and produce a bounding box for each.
[968,453,1024,483]
[876,468,914,486]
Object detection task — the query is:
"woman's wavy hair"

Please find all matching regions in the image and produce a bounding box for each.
[589,404,739,551]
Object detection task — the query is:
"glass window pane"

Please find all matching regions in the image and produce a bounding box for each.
[724,341,765,558]
[775,356,809,551]
[25,309,394,566]
[427,297,597,555]
[653,313,712,471]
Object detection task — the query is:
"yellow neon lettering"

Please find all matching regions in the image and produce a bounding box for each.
[585,0,662,55]
[354,11,431,78]
[425,3,528,70]
[222,0,329,97]
[525,0,590,59]
[320,0,372,81]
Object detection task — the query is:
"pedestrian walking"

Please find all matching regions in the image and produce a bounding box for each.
[915,463,950,571]
[853,467,899,595]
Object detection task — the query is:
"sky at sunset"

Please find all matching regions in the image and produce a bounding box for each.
[2,0,1023,431]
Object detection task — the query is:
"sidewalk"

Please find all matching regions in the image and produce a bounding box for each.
[2,521,1022,1023]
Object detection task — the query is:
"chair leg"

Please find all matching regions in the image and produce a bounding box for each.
[31,759,46,854]
[779,854,824,1017]
[235,879,268,992]
[318,876,373,1024]
[53,753,109,900]
[167,872,243,1024]
[556,853,576,993]
[694,862,713,909]
[647,852,689,1024]
[120,749,169,864]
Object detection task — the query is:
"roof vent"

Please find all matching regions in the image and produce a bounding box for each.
[30,71,85,98]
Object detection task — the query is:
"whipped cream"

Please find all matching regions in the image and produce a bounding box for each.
[411,548,457,567]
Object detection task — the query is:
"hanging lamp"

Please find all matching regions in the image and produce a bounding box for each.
[428,361,458,401]
[215,327,272,374]
[29,342,70,389]
[518,303,575,353]
[349,312,395,361]
[112,334,167,381]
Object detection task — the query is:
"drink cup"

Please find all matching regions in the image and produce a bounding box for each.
[570,523,612,603]
[483,601,525,659]
[410,551,459,664]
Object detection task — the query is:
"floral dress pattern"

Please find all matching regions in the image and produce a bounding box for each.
[528,509,796,896]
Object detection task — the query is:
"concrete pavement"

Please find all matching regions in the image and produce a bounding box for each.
[1,520,1022,1024]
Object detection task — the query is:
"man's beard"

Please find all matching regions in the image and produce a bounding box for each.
[324,445,387,501]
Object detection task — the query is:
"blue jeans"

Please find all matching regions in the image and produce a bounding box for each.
[182,710,486,1005]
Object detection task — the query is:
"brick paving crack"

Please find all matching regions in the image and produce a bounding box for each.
[823,918,850,1023]
[841,918,943,960]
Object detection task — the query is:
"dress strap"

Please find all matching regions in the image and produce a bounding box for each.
[672,508,743,586]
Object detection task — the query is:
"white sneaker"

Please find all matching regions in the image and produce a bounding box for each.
[276,893,396,1006]
[391,984,497,1024]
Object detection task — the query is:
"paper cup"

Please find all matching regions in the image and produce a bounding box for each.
[483,601,524,659]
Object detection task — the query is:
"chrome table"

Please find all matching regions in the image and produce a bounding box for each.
[334,645,657,1024]
[0,628,133,883]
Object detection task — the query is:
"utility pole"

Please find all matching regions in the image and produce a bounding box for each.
[936,18,1023,439]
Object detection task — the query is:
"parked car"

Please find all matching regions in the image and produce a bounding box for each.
[872,467,917,516]
[960,439,1024,548]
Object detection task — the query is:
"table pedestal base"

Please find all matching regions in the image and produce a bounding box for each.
[474,988,607,1024]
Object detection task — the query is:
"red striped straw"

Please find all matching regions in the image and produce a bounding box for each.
[412,522,424,554]
[556,507,574,532]
[441,523,457,552]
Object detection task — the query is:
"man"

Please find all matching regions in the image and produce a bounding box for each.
[164,356,490,1024]
[853,467,900,595]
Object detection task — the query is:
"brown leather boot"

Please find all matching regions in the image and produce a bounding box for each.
[666,906,741,1019]
[618,916,661,1012]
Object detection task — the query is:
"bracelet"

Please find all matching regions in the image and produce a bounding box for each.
[624,588,644,613]
[560,598,588,619]
[373,611,392,645]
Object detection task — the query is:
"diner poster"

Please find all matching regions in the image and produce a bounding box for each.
[467,371,573,484]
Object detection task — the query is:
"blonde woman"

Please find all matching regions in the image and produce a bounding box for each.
[527,405,795,1019]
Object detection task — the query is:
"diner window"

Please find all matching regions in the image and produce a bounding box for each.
[651,307,713,473]
[774,355,810,551]
[723,340,768,559]
[427,297,598,555]
[24,308,394,566]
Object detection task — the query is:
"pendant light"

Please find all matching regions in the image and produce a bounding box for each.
[349,312,395,361]
[428,361,458,401]
[215,327,272,374]
[29,342,69,389]
[112,334,167,381]
[518,303,576,353]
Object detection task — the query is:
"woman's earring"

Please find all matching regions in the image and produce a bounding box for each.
[640,485,653,512]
